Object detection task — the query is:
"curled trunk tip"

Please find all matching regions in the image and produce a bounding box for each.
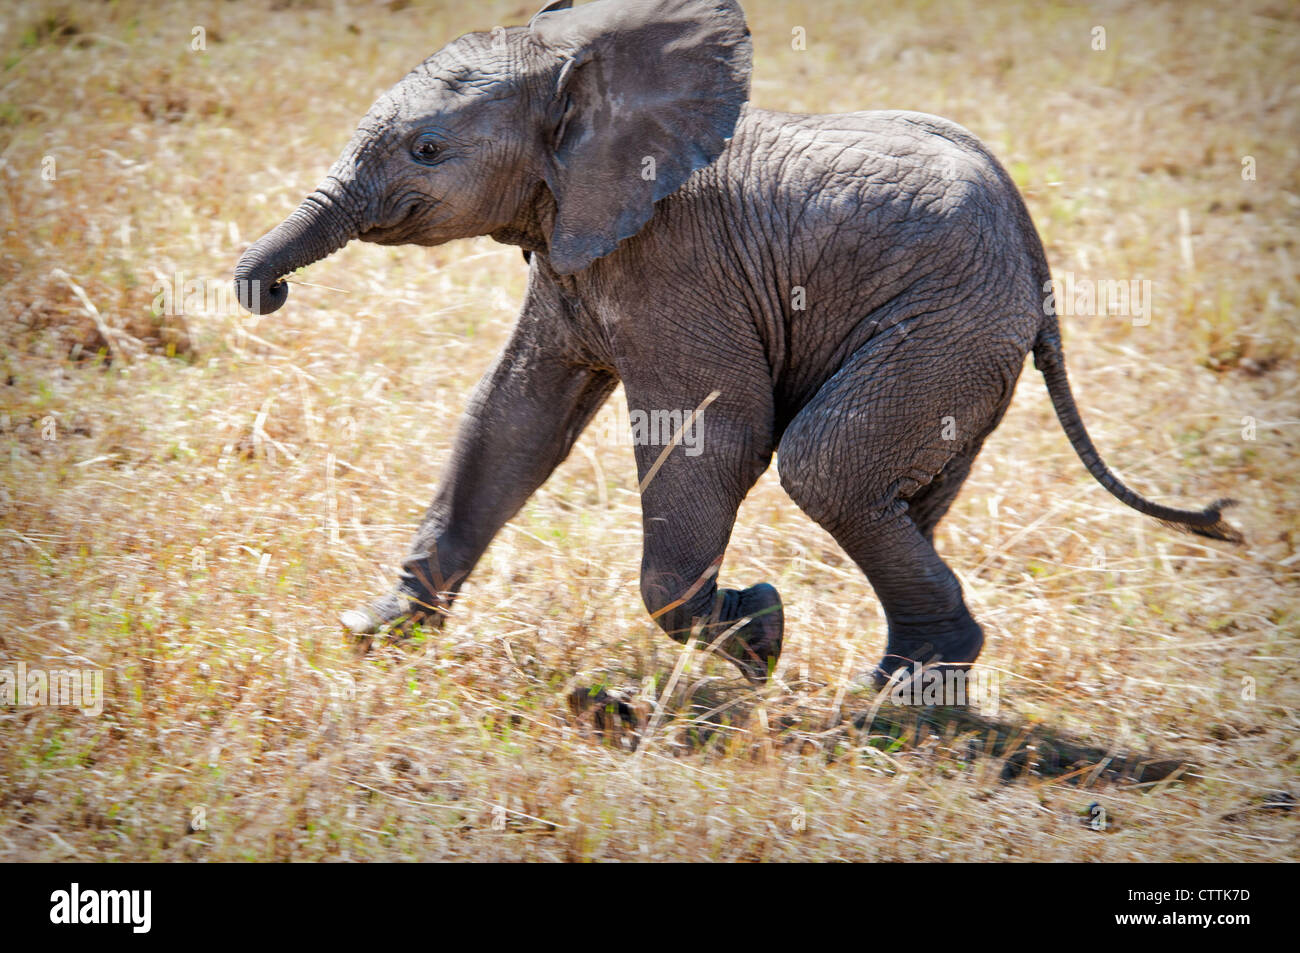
[233,190,357,316]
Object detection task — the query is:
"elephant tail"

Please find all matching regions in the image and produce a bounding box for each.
[1031,320,1243,544]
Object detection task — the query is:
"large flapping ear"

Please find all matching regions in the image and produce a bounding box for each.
[529,0,575,28]
[528,0,751,275]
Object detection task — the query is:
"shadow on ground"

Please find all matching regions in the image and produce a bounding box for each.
[567,676,1193,787]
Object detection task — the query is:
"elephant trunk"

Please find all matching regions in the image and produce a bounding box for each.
[234,188,359,315]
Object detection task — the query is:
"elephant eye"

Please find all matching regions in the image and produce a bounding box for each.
[412,138,442,164]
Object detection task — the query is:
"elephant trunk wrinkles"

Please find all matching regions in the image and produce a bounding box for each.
[234,189,358,315]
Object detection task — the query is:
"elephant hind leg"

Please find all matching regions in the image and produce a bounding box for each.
[903,453,975,544]
[776,324,1016,683]
[905,387,1017,543]
[809,500,984,684]
[903,429,1000,544]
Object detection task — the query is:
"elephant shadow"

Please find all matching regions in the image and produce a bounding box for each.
[565,675,1192,787]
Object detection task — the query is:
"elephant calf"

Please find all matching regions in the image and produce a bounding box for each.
[234,0,1240,685]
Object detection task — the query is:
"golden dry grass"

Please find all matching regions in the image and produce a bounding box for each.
[0,0,1297,860]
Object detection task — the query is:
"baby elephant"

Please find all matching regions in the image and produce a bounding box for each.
[234,0,1240,685]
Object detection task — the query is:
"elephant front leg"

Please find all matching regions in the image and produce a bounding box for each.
[630,392,783,684]
[342,329,616,639]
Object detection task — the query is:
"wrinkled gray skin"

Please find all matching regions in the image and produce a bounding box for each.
[234,0,1239,684]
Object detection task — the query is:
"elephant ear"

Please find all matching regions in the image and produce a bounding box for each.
[528,0,751,275]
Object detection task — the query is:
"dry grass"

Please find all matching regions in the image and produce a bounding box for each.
[0,0,1297,861]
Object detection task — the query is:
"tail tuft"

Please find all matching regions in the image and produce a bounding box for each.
[1159,498,1244,545]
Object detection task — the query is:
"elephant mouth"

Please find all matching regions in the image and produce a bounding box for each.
[360,199,436,245]
[358,227,410,245]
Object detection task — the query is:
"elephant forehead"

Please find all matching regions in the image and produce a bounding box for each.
[361,59,521,134]
[409,31,521,95]
[344,95,406,163]
[352,86,456,145]
[360,92,403,131]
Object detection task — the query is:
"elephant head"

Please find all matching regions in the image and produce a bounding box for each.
[233,0,752,314]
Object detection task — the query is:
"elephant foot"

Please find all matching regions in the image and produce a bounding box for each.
[339,589,448,642]
[872,611,984,688]
[711,583,784,685]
